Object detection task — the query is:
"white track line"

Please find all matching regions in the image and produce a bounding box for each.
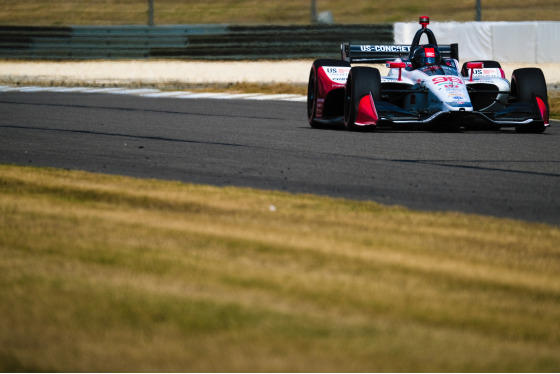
[141,91,195,98]
[0,85,306,102]
[106,88,161,95]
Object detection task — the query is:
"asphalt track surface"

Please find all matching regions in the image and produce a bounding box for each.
[1,91,559,225]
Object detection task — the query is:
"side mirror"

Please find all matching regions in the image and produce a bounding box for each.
[466,62,484,81]
[386,62,407,81]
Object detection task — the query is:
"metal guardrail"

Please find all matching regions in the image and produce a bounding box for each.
[0,24,393,60]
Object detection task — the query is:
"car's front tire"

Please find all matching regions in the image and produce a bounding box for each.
[511,68,548,133]
[344,67,381,131]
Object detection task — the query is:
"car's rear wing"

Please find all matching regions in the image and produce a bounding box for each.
[341,43,459,63]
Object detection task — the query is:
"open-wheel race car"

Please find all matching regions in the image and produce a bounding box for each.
[307,16,549,132]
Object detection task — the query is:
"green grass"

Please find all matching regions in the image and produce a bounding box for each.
[1,164,560,372]
[0,0,559,26]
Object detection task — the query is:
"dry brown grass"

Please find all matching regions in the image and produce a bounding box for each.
[1,164,560,372]
[0,76,309,95]
[0,0,559,26]
[549,89,560,118]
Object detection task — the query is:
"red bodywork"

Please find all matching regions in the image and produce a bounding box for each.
[314,66,348,120]
[535,96,549,125]
[355,94,378,126]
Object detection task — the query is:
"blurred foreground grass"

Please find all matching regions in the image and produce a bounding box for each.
[1,164,559,372]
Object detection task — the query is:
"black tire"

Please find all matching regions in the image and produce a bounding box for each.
[343,67,381,131]
[511,68,548,133]
[460,60,502,77]
[307,59,351,128]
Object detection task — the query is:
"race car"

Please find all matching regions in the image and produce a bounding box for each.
[307,16,549,132]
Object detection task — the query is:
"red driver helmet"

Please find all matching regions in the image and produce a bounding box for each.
[411,44,441,69]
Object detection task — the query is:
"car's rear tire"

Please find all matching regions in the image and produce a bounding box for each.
[344,67,381,131]
[307,59,351,128]
[511,68,548,133]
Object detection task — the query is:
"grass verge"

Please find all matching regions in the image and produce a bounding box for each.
[1,0,559,25]
[549,89,560,119]
[0,76,309,96]
[1,164,560,372]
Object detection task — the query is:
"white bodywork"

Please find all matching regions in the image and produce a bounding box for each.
[323,60,511,119]
[386,60,509,114]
